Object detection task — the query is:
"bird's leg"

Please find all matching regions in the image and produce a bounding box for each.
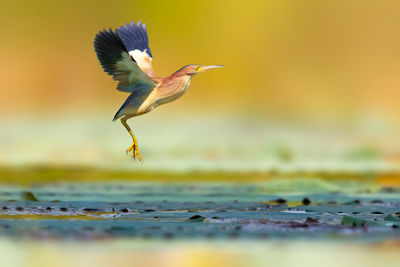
[121,118,143,161]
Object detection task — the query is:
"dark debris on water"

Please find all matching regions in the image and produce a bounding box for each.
[0,183,398,240]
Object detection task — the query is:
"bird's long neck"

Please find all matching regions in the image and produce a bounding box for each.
[153,73,192,108]
[162,70,192,90]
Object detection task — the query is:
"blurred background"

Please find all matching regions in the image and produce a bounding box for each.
[1,0,400,170]
[1,2,400,265]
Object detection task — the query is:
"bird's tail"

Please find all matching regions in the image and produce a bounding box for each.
[112,108,123,122]
[112,91,137,121]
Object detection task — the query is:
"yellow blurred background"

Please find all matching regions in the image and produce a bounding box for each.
[1,0,400,169]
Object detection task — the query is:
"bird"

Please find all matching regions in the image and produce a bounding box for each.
[94,20,224,161]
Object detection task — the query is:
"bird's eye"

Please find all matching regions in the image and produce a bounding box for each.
[196,67,200,72]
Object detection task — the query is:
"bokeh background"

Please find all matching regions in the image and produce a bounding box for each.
[1,2,400,265]
[1,0,400,170]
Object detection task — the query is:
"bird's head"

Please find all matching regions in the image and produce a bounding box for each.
[179,65,225,76]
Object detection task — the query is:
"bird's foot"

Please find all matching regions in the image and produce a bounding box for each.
[126,142,143,162]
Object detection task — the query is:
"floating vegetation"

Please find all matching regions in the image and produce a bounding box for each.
[0,178,398,241]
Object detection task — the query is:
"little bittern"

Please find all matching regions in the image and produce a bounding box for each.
[94,20,223,161]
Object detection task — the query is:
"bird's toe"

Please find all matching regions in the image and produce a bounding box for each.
[126,143,134,153]
[125,141,143,162]
[135,150,143,162]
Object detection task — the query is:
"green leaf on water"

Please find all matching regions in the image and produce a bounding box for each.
[341,216,380,227]
[21,191,38,201]
[384,215,400,222]
[186,215,205,222]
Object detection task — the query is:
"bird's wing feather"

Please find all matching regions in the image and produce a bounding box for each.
[117,21,154,76]
[94,28,156,93]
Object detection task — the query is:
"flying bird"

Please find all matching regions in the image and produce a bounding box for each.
[94,21,223,161]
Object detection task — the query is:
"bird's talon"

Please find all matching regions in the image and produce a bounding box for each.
[135,151,143,162]
[133,143,143,162]
[126,142,138,160]
[126,143,134,153]
[126,142,143,161]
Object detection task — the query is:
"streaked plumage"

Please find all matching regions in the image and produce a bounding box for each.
[94,20,223,161]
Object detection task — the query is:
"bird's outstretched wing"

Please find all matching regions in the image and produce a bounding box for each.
[94,22,156,93]
[117,21,154,76]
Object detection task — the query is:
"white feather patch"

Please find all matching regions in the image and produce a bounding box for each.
[129,49,153,75]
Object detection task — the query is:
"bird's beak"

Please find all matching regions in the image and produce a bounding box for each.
[197,65,225,72]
